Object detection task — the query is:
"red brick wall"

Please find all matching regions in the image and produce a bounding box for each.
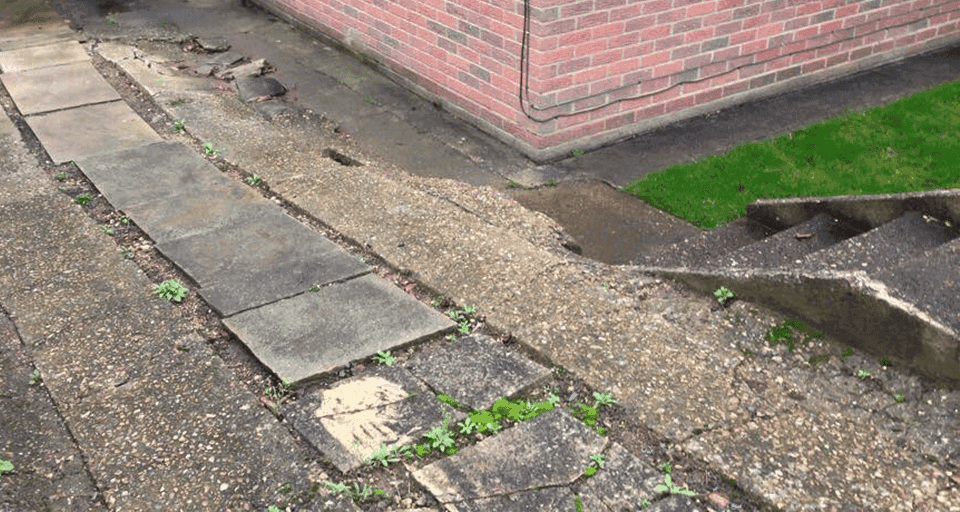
[261,0,960,160]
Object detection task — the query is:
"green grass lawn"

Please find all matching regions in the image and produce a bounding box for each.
[623,81,960,229]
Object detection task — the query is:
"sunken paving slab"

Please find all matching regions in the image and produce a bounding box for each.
[73,142,235,210]
[222,274,455,383]
[581,443,675,510]
[0,40,89,72]
[443,487,611,511]
[404,334,551,411]
[25,102,161,164]
[412,408,607,503]
[1,60,120,115]
[158,207,370,316]
[287,365,458,473]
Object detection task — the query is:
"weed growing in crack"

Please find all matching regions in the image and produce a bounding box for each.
[583,453,605,477]
[894,391,905,403]
[840,348,854,360]
[0,460,12,475]
[364,443,413,467]
[374,350,397,366]
[424,407,457,454]
[765,319,822,351]
[75,195,91,206]
[202,142,220,156]
[246,174,262,186]
[29,369,41,386]
[172,120,185,132]
[714,286,734,304]
[593,391,616,407]
[100,225,114,236]
[324,480,386,502]
[154,280,188,303]
[55,172,67,181]
[856,369,871,379]
[447,305,476,335]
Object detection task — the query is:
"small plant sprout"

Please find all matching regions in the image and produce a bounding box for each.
[714,286,734,304]
[856,369,871,379]
[583,453,604,478]
[246,173,262,186]
[75,195,91,206]
[55,172,67,181]
[118,213,130,224]
[431,295,444,308]
[0,459,12,474]
[571,148,583,158]
[121,246,134,259]
[424,408,457,453]
[154,280,188,303]
[364,443,411,466]
[202,142,220,156]
[29,369,41,386]
[100,225,114,236]
[841,348,854,360]
[448,305,476,335]
[308,284,320,292]
[655,462,697,496]
[880,357,892,367]
[374,350,397,366]
[593,391,615,407]
[172,120,185,132]
[894,391,905,403]
[544,178,558,187]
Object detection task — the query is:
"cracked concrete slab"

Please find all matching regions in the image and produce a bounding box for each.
[286,365,456,473]
[412,409,607,503]
[0,39,88,72]
[25,101,161,163]
[404,334,551,411]
[73,141,236,210]
[581,443,667,510]
[157,206,370,315]
[222,274,454,384]
[1,60,120,114]
[442,487,611,512]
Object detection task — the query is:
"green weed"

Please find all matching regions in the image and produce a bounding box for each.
[593,391,615,407]
[29,369,40,386]
[894,391,905,403]
[374,350,397,366]
[765,319,823,351]
[172,120,185,132]
[202,142,220,156]
[54,172,67,181]
[544,178,558,187]
[154,280,188,303]
[655,462,697,496]
[0,460,12,474]
[570,148,583,158]
[100,225,114,236]
[75,195,91,206]
[856,369,871,379]
[714,286,734,304]
[246,174,262,186]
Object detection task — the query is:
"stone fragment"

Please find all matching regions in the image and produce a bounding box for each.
[215,58,265,80]
[236,76,286,102]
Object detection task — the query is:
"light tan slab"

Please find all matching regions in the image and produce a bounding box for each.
[0,40,88,72]
[1,60,119,115]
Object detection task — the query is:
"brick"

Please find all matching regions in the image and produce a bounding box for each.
[624,14,657,31]
[596,0,626,9]
[535,19,577,36]
[654,59,684,77]
[733,4,761,19]
[641,75,671,93]
[592,21,626,38]
[702,35,731,51]
[849,45,873,60]
[670,67,700,85]
[824,50,849,66]
[784,15,810,30]
[683,53,713,69]
[611,4,643,21]
[801,57,827,72]
[770,6,797,22]
[724,78,750,94]
[701,60,727,76]
[656,34,688,50]
[481,30,504,48]
[576,39,608,56]
[749,72,776,88]
[469,63,491,81]
[717,20,744,35]
[556,83,590,102]
[557,56,591,74]
[790,48,817,63]
[458,70,480,88]
[729,28,757,44]
[743,13,771,28]
[719,0,747,10]
[674,18,704,34]
[704,10,734,25]
[685,26,716,43]
[687,1,718,16]
[729,54,754,68]
[561,0,593,17]
[641,25,672,40]
[643,0,673,14]
[671,42,701,59]
[589,76,620,94]
[757,21,784,37]
[560,28,593,47]
[695,86,723,103]
[775,64,802,80]
[814,9,835,23]
[579,12,610,29]
[608,56,642,75]
[657,8,687,24]
[665,95,695,113]
[742,38,768,53]
[713,45,741,61]
[641,49,672,66]
[572,66,605,84]
[610,32,641,47]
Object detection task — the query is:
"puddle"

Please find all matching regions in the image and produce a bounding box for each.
[506,180,704,265]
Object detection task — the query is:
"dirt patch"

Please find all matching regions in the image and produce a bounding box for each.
[0,0,61,30]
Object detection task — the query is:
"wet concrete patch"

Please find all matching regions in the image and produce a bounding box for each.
[222,274,454,383]
[24,101,161,163]
[286,365,455,473]
[1,60,120,115]
[157,206,370,315]
[0,39,88,72]
[404,334,551,411]
[412,409,607,502]
[73,141,235,210]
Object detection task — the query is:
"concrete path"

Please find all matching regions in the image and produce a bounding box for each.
[0,16,708,512]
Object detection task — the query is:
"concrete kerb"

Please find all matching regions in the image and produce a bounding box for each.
[645,265,960,381]
[747,188,960,231]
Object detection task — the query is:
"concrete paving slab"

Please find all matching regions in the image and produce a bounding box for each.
[412,409,607,503]
[286,366,457,473]
[404,334,551,411]
[157,207,369,315]
[222,274,454,384]
[443,487,611,512]
[1,61,120,115]
[0,20,76,52]
[236,76,285,102]
[581,443,665,510]
[0,40,88,72]
[73,141,236,210]
[125,184,279,244]
[25,101,161,164]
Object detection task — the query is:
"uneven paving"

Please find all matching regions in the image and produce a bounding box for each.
[3,4,960,512]
[84,28,960,512]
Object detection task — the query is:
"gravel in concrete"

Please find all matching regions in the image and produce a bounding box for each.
[443,487,611,511]
[404,334,551,411]
[1,60,120,115]
[581,443,669,510]
[0,39,88,72]
[223,274,454,384]
[412,409,607,503]
[25,101,162,163]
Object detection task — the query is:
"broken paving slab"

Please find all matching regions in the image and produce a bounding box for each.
[222,273,455,384]
[158,207,370,315]
[73,141,237,210]
[1,60,120,115]
[404,334,551,411]
[236,76,286,102]
[443,487,610,512]
[25,102,161,164]
[412,408,607,503]
[195,51,244,76]
[286,365,459,473]
[0,40,89,72]
[581,442,669,510]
